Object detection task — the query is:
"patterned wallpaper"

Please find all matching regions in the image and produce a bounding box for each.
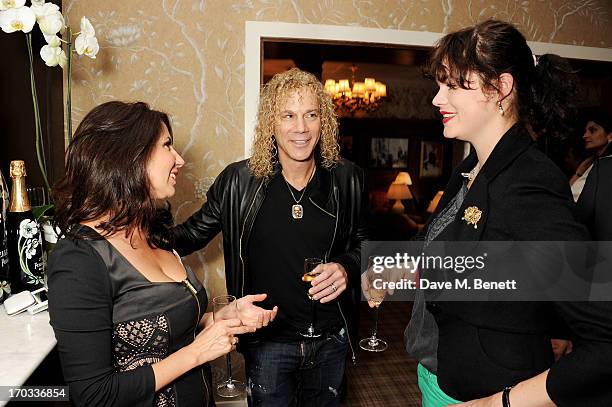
[62,0,611,298]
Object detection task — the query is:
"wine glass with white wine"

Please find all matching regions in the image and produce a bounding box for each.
[212,295,246,397]
[300,257,323,338]
[359,256,388,352]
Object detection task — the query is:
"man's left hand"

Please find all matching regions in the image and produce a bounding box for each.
[309,262,348,303]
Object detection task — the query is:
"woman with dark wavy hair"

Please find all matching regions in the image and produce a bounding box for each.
[403,20,612,406]
[48,101,276,406]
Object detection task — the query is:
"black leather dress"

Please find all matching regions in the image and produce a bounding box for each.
[48,227,214,407]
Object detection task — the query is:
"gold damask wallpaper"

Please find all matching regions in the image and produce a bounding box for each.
[61,0,611,297]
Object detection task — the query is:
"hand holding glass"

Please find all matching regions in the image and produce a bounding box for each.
[359,256,388,352]
[212,295,246,397]
[300,258,323,338]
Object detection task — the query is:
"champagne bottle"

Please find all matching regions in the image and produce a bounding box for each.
[7,161,45,294]
[0,169,10,303]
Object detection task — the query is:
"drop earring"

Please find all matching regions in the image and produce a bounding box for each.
[498,100,505,116]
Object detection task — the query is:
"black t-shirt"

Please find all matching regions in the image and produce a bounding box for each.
[246,171,339,342]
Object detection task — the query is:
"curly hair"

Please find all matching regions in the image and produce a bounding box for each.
[248,68,340,178]
[52,101,174,249]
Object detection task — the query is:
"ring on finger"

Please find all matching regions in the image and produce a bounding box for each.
[330,282,337,292]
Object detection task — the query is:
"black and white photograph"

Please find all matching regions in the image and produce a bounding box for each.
[419,140,443,177]
[369,138,409,168]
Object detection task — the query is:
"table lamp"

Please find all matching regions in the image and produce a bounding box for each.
[394,171,412,185]
[387,182,413,213]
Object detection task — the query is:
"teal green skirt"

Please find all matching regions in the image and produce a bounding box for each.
[417,363,462,407]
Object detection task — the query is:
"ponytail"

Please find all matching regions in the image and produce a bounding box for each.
[527,54,578,140]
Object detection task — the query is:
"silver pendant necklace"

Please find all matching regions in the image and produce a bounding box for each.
[282,165,316,219]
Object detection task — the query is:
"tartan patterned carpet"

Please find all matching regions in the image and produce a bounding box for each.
[343,301,422,407]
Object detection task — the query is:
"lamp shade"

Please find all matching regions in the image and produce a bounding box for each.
[324,79,336,95]
[338,79,351,93]
[352,82,365,97]
[364,78,376,91]
[394,171,412,185]
[387,182,413,200]
[427,190,444,213]
[324,79,336,88]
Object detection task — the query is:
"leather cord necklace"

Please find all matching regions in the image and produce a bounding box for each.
[282,164,316,219]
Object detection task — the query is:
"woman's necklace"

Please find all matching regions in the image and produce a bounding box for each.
[282,165,316,219]
[461,163,480,182]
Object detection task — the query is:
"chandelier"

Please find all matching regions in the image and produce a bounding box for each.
[324,65,387,116]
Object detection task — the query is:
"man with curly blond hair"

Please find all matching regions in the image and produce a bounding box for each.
[174,68,368,406]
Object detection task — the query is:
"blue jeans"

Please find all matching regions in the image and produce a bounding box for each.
[242,328,349,407]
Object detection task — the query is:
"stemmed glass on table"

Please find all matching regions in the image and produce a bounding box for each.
[300,257,323,338]
[360,256,388,352]
[212,295,246,397]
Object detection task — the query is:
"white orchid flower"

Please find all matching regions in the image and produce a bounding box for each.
[31,0,55,17]
[25,240,38,259]
[0,5,35,33]
[75,32,99,58]
[59,48,67,67]
[30,0,53,18]
[0,0,26,11]
[44,33,60,46]
[29,3,42,17]
[40,43,66,68]
[19,219,38,239]
[36,2,64,35]
[79,15,95,37]
[29,0,44,15]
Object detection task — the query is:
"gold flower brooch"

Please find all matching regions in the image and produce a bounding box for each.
[462,206,482,229]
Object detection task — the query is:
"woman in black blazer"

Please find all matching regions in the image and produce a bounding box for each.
[405,20,612,406]
[570,112,612,202]
[576,112,612,239]
[577,151,612,240]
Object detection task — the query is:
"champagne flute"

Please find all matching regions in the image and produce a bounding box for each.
[212,295,246,397]
[359,256,388,352]
[299,257,323,338]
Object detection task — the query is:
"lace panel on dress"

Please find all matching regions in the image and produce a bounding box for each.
[113,314,176,407]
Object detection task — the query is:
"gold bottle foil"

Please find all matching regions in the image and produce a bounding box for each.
[9,161,31,213]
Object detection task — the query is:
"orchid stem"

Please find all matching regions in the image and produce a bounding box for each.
[66,26,74,144]
[26,33,50,193]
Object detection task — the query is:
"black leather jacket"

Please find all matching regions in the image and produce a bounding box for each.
[173,158,368,339]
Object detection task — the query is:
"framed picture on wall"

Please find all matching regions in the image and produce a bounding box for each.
[369,137,409,168]
[420,141,443,177]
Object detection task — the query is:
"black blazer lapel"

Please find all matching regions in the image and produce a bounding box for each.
[416,150,478,239]
[576,160,597,230]
[436,151,476,215]
[451,176,489,241]
[434,124,533,242]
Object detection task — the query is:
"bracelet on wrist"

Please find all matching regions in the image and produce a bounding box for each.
[502,386,513,407]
